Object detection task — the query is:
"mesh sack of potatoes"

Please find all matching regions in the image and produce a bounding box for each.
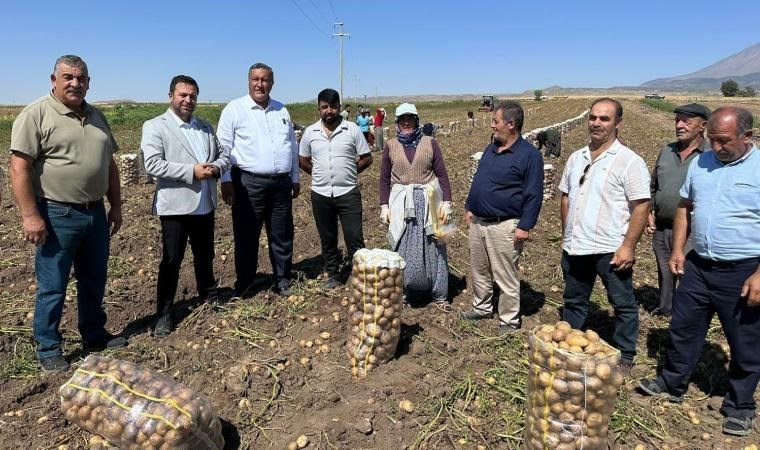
[119,153,140,186]
[346,248,405,378]
[59,355,224,450]
[523,321,624,450]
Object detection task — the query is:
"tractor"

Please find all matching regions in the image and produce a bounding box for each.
[478,95,495,112]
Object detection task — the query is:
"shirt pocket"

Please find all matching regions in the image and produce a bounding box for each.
[730,179,760,209]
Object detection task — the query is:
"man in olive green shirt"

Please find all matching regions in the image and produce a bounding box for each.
[9,55,126,372]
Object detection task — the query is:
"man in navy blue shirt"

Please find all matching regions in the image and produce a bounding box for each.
[460,101,544,334]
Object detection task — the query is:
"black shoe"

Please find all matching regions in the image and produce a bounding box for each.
[83,334,128,352]
[459,309,492,321]
[324,277,340,290]
[274,280,292,297]
[154,315,173,338]
[651,308,671,317]
[723,416,754,436]
[499,324,519,335]
[39,355,70,373]
[636,377,684,402]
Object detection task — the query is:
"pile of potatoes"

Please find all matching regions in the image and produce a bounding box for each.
[523,321,624,450]
[346,248,405,378]
[60,355,224,450]
[119,154,140,186]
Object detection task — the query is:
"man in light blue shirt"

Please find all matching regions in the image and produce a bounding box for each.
[638,107,760,437]
[217,63,300,297]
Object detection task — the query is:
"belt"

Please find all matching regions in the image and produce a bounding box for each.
[692,252,760,268]
[477,216,516,224]
[233,166,289,180]
[42,198,104,211]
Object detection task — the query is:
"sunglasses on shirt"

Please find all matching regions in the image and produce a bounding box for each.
[579,164,591,186]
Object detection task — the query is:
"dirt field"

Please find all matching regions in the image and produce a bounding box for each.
[0,97,759,449]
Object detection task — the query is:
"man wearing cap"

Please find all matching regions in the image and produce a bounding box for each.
[217,62,300,297]
[461,101,544,333]
[646,103,710,317]
[638,107,760,437]
[9,55,126,372]
[299,88,373,289]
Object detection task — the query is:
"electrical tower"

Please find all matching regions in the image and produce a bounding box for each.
[332,23,350,103]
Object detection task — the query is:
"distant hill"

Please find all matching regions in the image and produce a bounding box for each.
[641,43,760,91]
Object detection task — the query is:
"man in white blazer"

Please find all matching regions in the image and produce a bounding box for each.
[142,75,230,337]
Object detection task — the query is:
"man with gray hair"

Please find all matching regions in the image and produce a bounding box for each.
[461,101,544,334]
[646,103,710,317]
[9,55,126,372]
[638,107,760,437]
[217,63,300,298]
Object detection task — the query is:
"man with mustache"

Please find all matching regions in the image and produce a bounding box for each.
[646,103,710,317]
[298,89,372,288]
[558,98,651,372]
[9,55,126,372]
[638,107,760,437]
[141,75,230,337]
[217,63,300,297]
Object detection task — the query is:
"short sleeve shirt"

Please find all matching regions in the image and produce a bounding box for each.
[559,140,650,255]
[10,93,118,203]
[299,119,370,197]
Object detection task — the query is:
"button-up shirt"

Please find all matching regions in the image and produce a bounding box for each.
[168,109,213,215]
[217,94,299,183]
[559,140,650,255]
[650,139,709,227]
[465,137,544,230]
[681,145,760,261]
[299,119,370,197]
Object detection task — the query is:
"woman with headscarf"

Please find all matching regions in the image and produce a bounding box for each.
[373,107,386,151]
[379,103,453,311]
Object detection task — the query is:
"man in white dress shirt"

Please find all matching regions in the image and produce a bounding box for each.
[142,75,230,337]
[217,63,300,297]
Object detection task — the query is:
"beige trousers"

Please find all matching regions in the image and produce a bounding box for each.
[469,217,524,326]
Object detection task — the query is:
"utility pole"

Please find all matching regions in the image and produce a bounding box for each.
[353,74,359,103]
[332,23,350,102]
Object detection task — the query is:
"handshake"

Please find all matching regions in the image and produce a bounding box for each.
[193,163,220,180]
[380,201,453,225]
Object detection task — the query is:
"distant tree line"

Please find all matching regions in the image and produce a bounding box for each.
[720,79,756,97]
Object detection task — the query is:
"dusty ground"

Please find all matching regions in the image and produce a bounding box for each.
[0,97,759,449]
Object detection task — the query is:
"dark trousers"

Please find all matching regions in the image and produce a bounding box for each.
[652,226,693,313]
[661,252,760,419]
[231,168,294,293]
[561,251,639,362]
[156,212,216,316]
[311,188,364,276]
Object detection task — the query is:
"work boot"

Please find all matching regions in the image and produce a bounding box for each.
[154,315,173,338]
[83,334,128,352]
[39,355,70,373]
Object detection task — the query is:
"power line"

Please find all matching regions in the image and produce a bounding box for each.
[327,0,339,21]
[308,0,331,24]
[289,0,330,36]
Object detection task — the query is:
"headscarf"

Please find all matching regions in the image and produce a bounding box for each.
[396,115,422,148]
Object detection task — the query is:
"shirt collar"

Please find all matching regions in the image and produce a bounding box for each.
[47,91,92,116]
[245,94,272,110]
[493,135,523,154]
[167,108,196,128]
[719,144,757,166]
[583,138,622,161]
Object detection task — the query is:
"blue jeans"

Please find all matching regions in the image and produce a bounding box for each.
[561,251,639,362]
[34,200,109,358]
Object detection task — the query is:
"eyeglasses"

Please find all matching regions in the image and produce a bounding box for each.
[579,164,591,186]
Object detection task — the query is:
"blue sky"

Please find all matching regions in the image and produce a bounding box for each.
[1,0,757,104]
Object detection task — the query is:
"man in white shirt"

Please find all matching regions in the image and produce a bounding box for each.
[558,98,650,369]
[142,75,230,337]
[217,63,300,297]
[299,88,373,288]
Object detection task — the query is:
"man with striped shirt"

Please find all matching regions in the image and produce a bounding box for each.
[558,98,651,369]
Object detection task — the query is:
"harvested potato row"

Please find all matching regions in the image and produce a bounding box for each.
[523,322,623,450]
[60,355,224,450]
[346,248,406,378]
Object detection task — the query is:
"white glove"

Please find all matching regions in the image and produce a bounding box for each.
[380,205,390,225]
[438,201,453,224]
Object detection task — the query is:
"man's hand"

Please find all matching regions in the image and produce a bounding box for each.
[380,205,390,225]
[669,250,686,276]
[108,206,122,236]
[292,183,300,199]
[645,211,656,235]
[742,270,760,306]
[610,245,635,271]
[194,164,216,180]
[465,210,473,226]
[22,214,48,246]
[514,227,530,243]
[221,182,235,206]
[438,201,453,224]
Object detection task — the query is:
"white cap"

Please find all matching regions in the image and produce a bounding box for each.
[395,103,418,118]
